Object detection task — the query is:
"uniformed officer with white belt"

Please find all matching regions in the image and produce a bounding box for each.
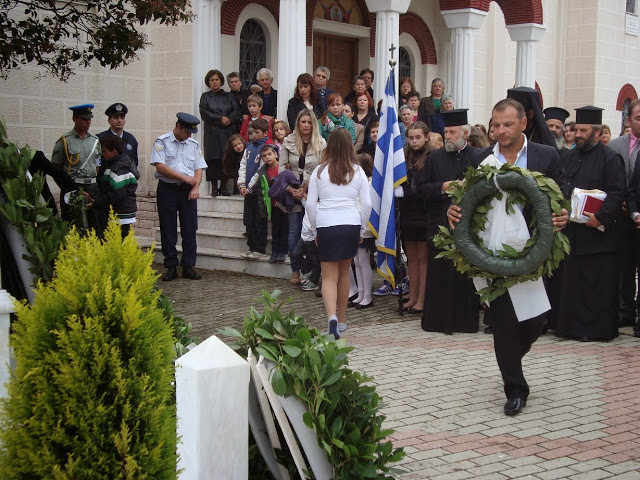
[151,112,207,281]
[51,104,102,229]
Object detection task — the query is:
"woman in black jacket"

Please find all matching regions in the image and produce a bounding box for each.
[287,73,323,129]
[199,69,242,196]
[399,121,432,314]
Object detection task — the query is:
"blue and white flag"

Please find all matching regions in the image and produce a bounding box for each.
[367,69,407,287]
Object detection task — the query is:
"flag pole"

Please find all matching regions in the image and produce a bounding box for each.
[388,44,404,316]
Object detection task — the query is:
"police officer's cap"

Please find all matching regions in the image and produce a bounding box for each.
[543,107,570,123]
[69,104,94,119]
[176,112,200,133]
[575,106,604,125]
[105,103,128,117]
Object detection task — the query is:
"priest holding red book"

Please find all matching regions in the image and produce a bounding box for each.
[551,106,626,341]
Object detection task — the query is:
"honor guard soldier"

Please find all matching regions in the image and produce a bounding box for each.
[97,103,139,166]
[151,112,207,281]
[51,104,102,229]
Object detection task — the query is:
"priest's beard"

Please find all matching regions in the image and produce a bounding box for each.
[576,130,598,151]
[554,133,564,149]
[445,136,466,152]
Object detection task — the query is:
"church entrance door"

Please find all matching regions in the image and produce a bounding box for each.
[313,34,358,100]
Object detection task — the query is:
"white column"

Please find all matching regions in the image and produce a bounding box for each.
[176,335,250,480]
[0,290,14,399]
[507,23,547,89]
[366,0,411,103]
[277,0,307,122]
[441,8,488,122]
[192,0,222,117]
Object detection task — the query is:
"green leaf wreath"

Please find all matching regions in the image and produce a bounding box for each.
[433,163,571,303]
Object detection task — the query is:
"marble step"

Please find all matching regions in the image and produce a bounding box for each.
[153,244,292,279]
[154,227,277,253]
[198,194,245,214]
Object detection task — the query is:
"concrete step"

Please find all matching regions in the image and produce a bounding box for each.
[154,227,276,253]
[198,194,244,214]
[153,244,292,279]
[197,211,245,232]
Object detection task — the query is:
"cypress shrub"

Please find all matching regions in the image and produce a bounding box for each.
[0,221,177,479]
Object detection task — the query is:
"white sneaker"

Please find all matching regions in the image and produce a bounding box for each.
[338,323,347,333]
[241,251,253,258]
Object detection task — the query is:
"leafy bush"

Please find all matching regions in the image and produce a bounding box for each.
[156,289,198,359]
[220,291,405,479]
[0,221,178,479]
[0,120,69,283]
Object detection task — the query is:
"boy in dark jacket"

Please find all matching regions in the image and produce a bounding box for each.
[90,135,139,237]
[247,143,288,263]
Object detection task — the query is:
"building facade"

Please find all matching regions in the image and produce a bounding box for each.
[1,0,639,211]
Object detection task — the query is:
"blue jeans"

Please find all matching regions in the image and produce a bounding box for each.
[287,211,304,272]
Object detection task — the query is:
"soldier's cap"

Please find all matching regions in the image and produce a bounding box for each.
[105,103,128,117]
[543,107,570,123]
[441,109,469,127]
[69,104,94,119]
[575,106,604,125]
[176,112,200,133]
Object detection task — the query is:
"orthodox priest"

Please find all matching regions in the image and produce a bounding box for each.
[543,107,570,152]
[507,87,557,148]
[419,109,481,334]
[553,106,626,342]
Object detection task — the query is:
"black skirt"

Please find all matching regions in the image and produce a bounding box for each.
[316,225,360,262]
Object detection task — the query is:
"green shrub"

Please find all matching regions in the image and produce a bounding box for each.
[220,291,405,479]
[0,221,178,479]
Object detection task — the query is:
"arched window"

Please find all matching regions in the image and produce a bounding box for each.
[399,47,412,81]
[239,20,266,90]
[622,98,631,132]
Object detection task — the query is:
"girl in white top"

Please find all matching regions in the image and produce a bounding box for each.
[306,128,372,339]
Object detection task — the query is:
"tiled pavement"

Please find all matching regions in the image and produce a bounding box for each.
[157,266,640,479]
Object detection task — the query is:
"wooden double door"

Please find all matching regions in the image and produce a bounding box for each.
[313,34,358,100]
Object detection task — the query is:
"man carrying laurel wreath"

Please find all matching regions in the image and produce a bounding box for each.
[448,98,569,416]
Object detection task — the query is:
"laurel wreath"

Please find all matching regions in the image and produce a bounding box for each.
[432,163,571,303]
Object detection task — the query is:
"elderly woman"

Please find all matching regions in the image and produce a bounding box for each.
[287,73,323,129]
[279,109,327,284]
[418,78,446,135]
[344,75,368,106]
[399,77,415,107]
[429,93,453,137]
[199,69,242,196]
[256,67,278,121]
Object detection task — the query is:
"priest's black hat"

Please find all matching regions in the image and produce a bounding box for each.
[507,87,540,111]
[575,106,603,125]
[441,109,469,127]
[543,107,570,123]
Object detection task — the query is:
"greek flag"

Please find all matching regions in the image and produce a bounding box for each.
[367,69,407,287]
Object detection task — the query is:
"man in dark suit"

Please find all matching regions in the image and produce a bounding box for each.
[449,98,568,416]
[97,103,139,166]
[608,98,640,332]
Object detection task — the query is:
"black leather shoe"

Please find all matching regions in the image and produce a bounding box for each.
[484,326,493,334]
[504,397,526,416]
[182,266,201,280]
[634,330,640,338]
[348,293,358,302]
[162,267,179,282]
[347,301,359,308]
[268,253,278,264]
[403,307,423,314]
[356,301,373,310]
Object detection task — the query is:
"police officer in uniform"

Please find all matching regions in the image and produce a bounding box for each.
[97,102,139,166]
[151,113,207,281]
[51,104,102,229]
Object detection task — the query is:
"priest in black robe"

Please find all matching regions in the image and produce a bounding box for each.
[552,106,626,342]
[419,109,481,334]
[508,87,557,148]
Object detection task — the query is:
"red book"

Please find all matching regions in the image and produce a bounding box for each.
[583,195,604,215]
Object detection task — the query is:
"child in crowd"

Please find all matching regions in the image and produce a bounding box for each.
[358,121,379,161]
[240,94,273,142]
[89,135,139,238]
[272,120,291,150]
[349,155,375,309]
[222,134,246,195]
[319,93,356,142]
[238,118,270,257]
[292,195,322,292]
[429,132,444,149]
[246,143,289,263]
[407,90,421,121]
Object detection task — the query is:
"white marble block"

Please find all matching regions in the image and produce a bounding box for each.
[176,335,250,480]
[0,289,15,399]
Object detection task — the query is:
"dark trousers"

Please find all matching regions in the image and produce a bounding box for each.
[157,181,198,268]
[617,218,640,321]
[270,207,289,255]
[291,238,321,284]
[244,195,267,253]
[487,293,547,400]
